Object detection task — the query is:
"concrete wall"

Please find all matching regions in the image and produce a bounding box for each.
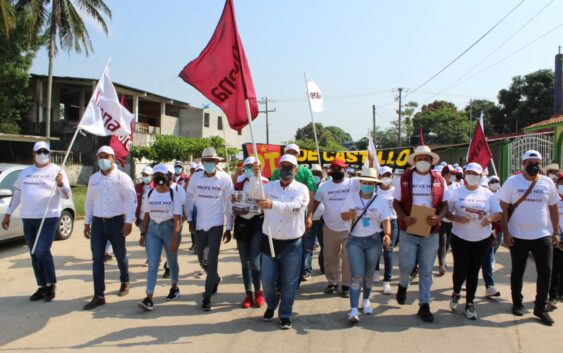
[160,115,179,136]
[179,108,203,138]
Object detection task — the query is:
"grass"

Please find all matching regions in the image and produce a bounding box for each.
[71,186,87,219]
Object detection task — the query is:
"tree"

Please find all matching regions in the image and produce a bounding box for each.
[325,126,353,145]
[412,100,472,145]
[294,122,347,151]
[464,99,497,136]
[20,0,112,139]
[393,101,418,145]
[0,0,15,37]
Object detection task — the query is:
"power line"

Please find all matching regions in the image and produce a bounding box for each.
[406,0,526,98]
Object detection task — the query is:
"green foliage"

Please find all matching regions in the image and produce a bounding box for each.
[0,0,15,37]
[325,126,353,145]
[464,99,497,136]
[413,100,471,145]
[294,122,347,151]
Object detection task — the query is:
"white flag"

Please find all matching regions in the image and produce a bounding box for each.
[306,79,324,113]
[80,59,133,136]
[363,130,380,171]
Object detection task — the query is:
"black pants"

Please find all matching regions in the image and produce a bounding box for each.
[510,236,553,310]
[438,222,453,267]
[451,234,490,304]
[549,248,563,299]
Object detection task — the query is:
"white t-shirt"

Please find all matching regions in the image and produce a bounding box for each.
[448,186,501,241]
[141,188,183,224]
[442,182,461,223]
[341,192,392,237]
[496,174,559,239]
[186,171,234,231]
[393,171,448,207]
[376,186,397,220]
[315,178,359,232]
[549,198,563,234]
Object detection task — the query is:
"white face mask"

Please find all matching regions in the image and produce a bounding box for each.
[415,161,431,173]
[35,154,50,165]
[489,183,500,191]
[381,177,393,186]
[465,174,481,186]
[558,185,563,195]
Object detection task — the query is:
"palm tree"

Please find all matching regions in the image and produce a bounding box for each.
[20,0,111,139]
[0,0,16,37]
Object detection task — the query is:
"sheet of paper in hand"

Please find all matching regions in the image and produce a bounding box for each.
[406,205,436,237]
[233,191,261,216]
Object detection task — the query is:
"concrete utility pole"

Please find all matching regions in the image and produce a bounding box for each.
[397,87,403,147]
[372,105,376,142]
[258,97,276,144]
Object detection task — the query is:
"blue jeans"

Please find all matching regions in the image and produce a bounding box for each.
[481,231,503,287]
[91,216,129,297]
[261,237,303,319]
[347,234,382,309]
[23,218,59,286]
[145,219,180,294]
[236,216,263,294]
[302,221,322,276]
[398,231,439,304]
[375,219,399,281]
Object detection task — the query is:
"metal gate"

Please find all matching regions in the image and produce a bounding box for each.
[508,132,554,174]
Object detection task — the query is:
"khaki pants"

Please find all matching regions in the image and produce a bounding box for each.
[323,225,350,286]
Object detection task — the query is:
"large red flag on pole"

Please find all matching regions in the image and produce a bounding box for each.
[467,122,493,169]
[179,0,258,131]
[109,96,135,167]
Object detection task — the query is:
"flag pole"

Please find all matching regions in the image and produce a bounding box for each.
[244,99,275,257]
[304,73,322,167]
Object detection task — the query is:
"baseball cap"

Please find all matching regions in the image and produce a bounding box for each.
[244,156,258,165]
[279,154,298,166]
[522,150,542,161]
[379,166,393,176]
[174,160,184,167]
[330,159,346,168]
[152,164,168,175]
[141,166,153,175]
[97,146,115,156]
[284,144,300,155]
[33,141,50,152]
[465,162,483,174]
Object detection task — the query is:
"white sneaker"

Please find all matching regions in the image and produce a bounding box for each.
[485,285,500,297]
[382,281,392,295]
[348,307,360,323]
[464,304,478,320]
[373,271,380,283]
[195,269,206,278]
[362,299,373,315]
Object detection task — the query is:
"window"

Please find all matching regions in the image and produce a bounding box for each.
[204,113,210,127]
[0,170,22,193]
[217,116,223,130]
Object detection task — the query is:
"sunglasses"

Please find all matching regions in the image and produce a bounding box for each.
[35,149,50,155]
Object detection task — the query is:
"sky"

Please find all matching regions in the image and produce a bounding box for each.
[31,0,563,145]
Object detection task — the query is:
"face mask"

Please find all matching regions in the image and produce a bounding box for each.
[331,171,345,181]
[525,163,540,176]
[313,176,321,184]
[360,184,376,194]
[548,173,558,181]
[35,154,49,165]
[456,174,463,181]
[279,167,294,181]
[244,166,254,179]
[142,176,151,184]
[174,167,183,175]
[203,162,216,174]
[415,161,431,173]
[489,183,500,191]
[465,174,481,186]
[154,175,167,185]
[558,185,563,195]
[449,175,456,183]
[381,177,392,186]
[98,158,112,171]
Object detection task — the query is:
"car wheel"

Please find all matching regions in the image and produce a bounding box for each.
[56,210,74,240]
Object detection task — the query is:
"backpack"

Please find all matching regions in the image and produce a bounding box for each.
[148,188,174,201]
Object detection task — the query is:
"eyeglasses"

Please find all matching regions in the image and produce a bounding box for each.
[35,149,50,155]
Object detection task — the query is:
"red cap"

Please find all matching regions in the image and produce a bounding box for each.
[330,159,346,168]
[558,173,563,182]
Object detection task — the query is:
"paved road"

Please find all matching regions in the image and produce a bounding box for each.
[0,220,561,353]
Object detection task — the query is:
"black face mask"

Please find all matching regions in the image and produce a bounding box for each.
[279,167,294,181]
[525,163,540,176]
[331,171,345,181]
[456,174,462,181]
[154,175,167,185]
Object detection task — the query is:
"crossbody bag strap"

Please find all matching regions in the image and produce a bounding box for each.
[349,195,378,235]
[512,177,538,211]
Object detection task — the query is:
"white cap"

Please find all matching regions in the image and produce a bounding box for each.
[244,156,259,165]
[189,162,198,170]
[97,146,115,156]
[379,166,393,176]
[454,166,463,174]
[311,164,322,172]
[522,150,542,161]
[439,161,447,167]
[346,168,355,173]
[489,175,500,182]
[33,141,50,152]
[141,166,153,175]
[465,162,483,174]
[152,164,168,175]
[284,143,300,155]
[174,160,184,167]
[279,154,298,166]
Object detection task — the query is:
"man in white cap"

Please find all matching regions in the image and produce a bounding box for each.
[83,146,137,310]
[2,141,71,302]
[393,145,448,323]
[186,147,234,311]
[497,150,560,325]
[252,154,309,330]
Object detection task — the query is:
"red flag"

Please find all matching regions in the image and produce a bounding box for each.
[179,0,258,131]
[109,96,134,167]
[419,125,425,145]
[467,122,493,169]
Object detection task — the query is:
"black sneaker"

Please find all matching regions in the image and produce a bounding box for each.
[341,285,350,298]
[396,285,407,305]
[44,285,56,302]
[263,308,275,321]
[166,287,180,301]
[512,303,526,316]
[163,268,171,279]
[417,303,434,323]
[212,276,222,295]
[533,308,554,326]
[279,317,293,330]
[30,287,46,301]
[202,297,212,311]
[324,284,337,295]
[138,297,154,311]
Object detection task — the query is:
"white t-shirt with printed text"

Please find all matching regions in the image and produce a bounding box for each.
[341,192,392,237]
[315,178,359,232]
[142,188,183,224]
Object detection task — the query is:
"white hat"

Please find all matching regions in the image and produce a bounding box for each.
[279,154,298,166]
[355,167,381,183]
[189,162,198,170]
[454,166,463,174]
[346,168,355,173]
[284,143,300,155]
[152,164,168,175]
[311,164,322,172]
[489,175,500,182]
[201,147,225,161]
[174,160,184,167]
[97,146,115,156]
[543,163,559,173]
[379,166,393,176]
[439,161,447,167]
[244,156,258,165]
[522,150,542,161]
[465,162,483,174]
[407,145,440,166]
[141,166,153,175]
[33,141,50,152]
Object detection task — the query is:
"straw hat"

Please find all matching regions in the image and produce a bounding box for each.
[355,167,381,183]
[407,145,440,166]
[201,147,225,162]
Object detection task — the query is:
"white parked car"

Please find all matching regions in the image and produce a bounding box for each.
[0,164,75,242]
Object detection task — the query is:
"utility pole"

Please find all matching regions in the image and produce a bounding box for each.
[397,87,403,147]
[258,97,276,144]
[372,105,376,142]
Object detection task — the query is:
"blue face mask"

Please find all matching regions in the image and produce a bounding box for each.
[142,176,151,184]
[360,184,375,194]
[279,167,294,181]
[174,167,183,175]
[313,176,321,184]
[98,158,112,171]
[203,162,216,174]
[244,166,254,178]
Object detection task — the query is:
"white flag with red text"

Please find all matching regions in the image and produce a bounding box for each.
[306,79,324,113]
